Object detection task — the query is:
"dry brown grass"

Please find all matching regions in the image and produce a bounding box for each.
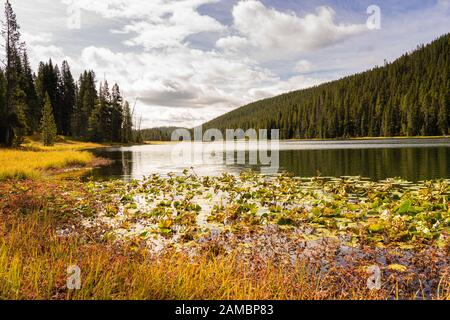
[0,178,448,300]
[0,207,448,300]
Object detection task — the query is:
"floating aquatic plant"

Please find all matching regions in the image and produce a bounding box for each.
[80,170,449,253]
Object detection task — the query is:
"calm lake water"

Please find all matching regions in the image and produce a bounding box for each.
[89,138,450,182]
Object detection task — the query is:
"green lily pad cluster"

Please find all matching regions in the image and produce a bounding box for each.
[83,171,450,250]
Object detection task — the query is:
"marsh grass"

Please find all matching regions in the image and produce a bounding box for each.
[1,211,447,300]
[0,211,381,300]
[0,142,449,300]
[0,137,102,181]
[0,149,94,181]
[0,180,448,300]
[22,139,104,152]
[0,211,309,299]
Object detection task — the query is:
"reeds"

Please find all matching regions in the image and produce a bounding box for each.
[0,210,448,300]
[0,149,93,181]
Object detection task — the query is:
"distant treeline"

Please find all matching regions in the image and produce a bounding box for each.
[204,34,450,139]
[139,127,184,141]
[0,1,134,146]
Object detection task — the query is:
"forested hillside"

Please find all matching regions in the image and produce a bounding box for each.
[0,1,134,146]
[204,34,450,139]
[139,127,184,141]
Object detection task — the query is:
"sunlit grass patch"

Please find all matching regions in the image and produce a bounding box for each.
[0,149,94,181]
[22,136,105,152]
[0,136,104,181]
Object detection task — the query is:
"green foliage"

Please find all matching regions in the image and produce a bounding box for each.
[139,127,184,141]
[0,0,26,146]
[21,52,39,133]
[40,93,57,146]
[87,171,450,248]
[0,2,133,146]
[204,34,450,139]
[35,60,62,133]
[87,81,129,142]
[71,70,97,138]
[121,101,133,143]
[60,60,76,136]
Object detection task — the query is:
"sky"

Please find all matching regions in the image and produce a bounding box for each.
[6,0,450,128]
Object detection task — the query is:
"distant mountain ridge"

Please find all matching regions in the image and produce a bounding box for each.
[203,34,450,139]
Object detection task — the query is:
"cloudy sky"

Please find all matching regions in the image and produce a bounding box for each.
[7,0,450,128]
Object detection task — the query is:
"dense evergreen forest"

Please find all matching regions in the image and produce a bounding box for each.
[139,127,184,141]
[204,34,450,140]
[0,1,134,146]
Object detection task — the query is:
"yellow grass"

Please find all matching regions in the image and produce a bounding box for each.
[23,138,105,152]
[0,150,93,180]
[0,211,336,300]
[0,177,449,300]
[0,138,99,181]
[1,137,449,300]
[1,210,448,300]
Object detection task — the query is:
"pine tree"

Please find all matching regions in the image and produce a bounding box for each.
[0,2,133,145]
[11,85,28,146]
[99,80,113,140]
[40,93,57,146]
[438,91,449,135]
[21,51,39,133]
[88,101,102,142]
[1,0,25,146]
[111,83,123,142]
[71,72,86,137]
[60,60,75,135]
[122,101,133,143]
[79,71,97,138]
[203,34,450,140]
[35,60,65,134]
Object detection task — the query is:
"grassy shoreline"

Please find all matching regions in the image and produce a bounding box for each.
[0,177,448,300]
[288,136,450,142]
[0,135,137,181]
[0,138,105,181]
[142,136,450,144]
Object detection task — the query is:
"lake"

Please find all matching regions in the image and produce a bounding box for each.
[89,138,450,182]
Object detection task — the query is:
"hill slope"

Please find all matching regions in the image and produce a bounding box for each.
[203,34,450,139]
[139,127,185,141]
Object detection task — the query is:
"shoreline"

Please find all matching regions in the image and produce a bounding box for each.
[140,136,450,144]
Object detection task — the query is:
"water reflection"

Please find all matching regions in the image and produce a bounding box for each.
[90,139,450,182]
[279,147,449,181]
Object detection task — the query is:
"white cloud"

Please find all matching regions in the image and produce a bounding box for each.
[29,45,66,62]
[11,0,446,128]
[120,16,224,49]
[216,36,249,52]
[294,60,313,73]
[21,32,71,69]
[78,44,325,128]
[216,1,366,56]
[22,32,53,45]
[65,0,226,49]
[64,0,220,20]
[65,1,368,127]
